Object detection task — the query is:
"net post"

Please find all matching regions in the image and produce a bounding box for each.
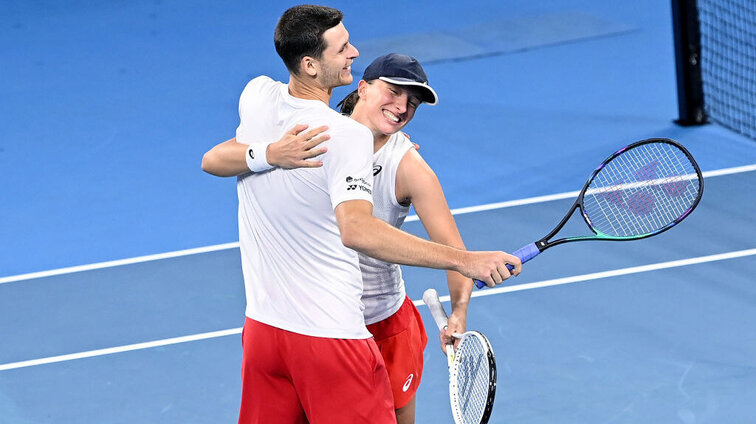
[671,0,706,126]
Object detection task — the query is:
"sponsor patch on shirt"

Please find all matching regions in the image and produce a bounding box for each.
[345,176,372,195]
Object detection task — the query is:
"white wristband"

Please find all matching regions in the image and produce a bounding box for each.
[245,142,274,173]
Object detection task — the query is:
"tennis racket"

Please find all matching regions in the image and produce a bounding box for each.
[475,137,704,288]
[423,288,497,424]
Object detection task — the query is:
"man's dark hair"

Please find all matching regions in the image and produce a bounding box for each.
[274,5,344,76]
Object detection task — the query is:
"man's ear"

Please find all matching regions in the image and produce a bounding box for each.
[300,55,318,77]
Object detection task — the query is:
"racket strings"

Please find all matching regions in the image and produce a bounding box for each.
[454,336,491,423]
[604,151,681,232]
[583,142,701,238]
[591,151,693,236]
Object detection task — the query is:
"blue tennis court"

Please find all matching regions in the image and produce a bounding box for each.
[2,1,755,422]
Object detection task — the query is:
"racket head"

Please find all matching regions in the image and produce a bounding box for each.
[448,330,497,424]
[575,138,703,242]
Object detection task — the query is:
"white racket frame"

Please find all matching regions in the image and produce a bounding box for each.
[423,288,496,424]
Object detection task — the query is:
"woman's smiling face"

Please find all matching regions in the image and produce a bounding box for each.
[358,79,423,136]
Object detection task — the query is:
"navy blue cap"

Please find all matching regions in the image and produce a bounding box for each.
[362,53,438,105]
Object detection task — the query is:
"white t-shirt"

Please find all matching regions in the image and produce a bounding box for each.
[359,132,414,324]
[235,76,375,339]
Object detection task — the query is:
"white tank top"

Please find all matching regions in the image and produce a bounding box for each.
[359,132,414,324]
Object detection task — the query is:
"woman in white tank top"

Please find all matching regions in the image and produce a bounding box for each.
[336,54,476,424]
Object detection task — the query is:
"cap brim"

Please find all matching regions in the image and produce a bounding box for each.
[378,76,438,105]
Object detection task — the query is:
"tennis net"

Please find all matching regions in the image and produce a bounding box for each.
[673,0,756,139]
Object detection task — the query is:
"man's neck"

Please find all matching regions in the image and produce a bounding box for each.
[288,74,333,104]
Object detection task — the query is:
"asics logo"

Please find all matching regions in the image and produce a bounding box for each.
[402,373,414,392]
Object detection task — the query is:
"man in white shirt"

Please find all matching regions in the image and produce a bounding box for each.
[202,5,522,424]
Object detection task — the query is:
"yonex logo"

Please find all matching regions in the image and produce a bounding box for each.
[402,373,414,392]
[345,176,371,193]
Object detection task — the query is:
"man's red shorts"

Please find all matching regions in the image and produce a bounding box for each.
[366,296,429,409]
[238,318,396,424]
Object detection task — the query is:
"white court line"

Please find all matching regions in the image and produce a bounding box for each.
[2,164,754,285]
[1,248,754,372]
[407,163,756,221]
[0,328,242,372]
[0,243,240,285]
[419,248,756,304]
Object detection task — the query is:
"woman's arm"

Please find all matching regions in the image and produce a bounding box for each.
[201,137,250,177]
[396,148,511,349]
[201,124,330,177]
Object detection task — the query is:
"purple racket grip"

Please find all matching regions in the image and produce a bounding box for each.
[474,242,540,289]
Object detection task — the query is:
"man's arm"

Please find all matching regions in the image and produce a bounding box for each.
[201,124,330,177]
[335,200,521,287]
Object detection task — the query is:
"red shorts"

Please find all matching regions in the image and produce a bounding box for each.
[238,318,396,424]
[366,296,428,409]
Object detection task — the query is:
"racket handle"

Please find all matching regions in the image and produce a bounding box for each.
[474,242,541,289]
[422,288,449,330]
